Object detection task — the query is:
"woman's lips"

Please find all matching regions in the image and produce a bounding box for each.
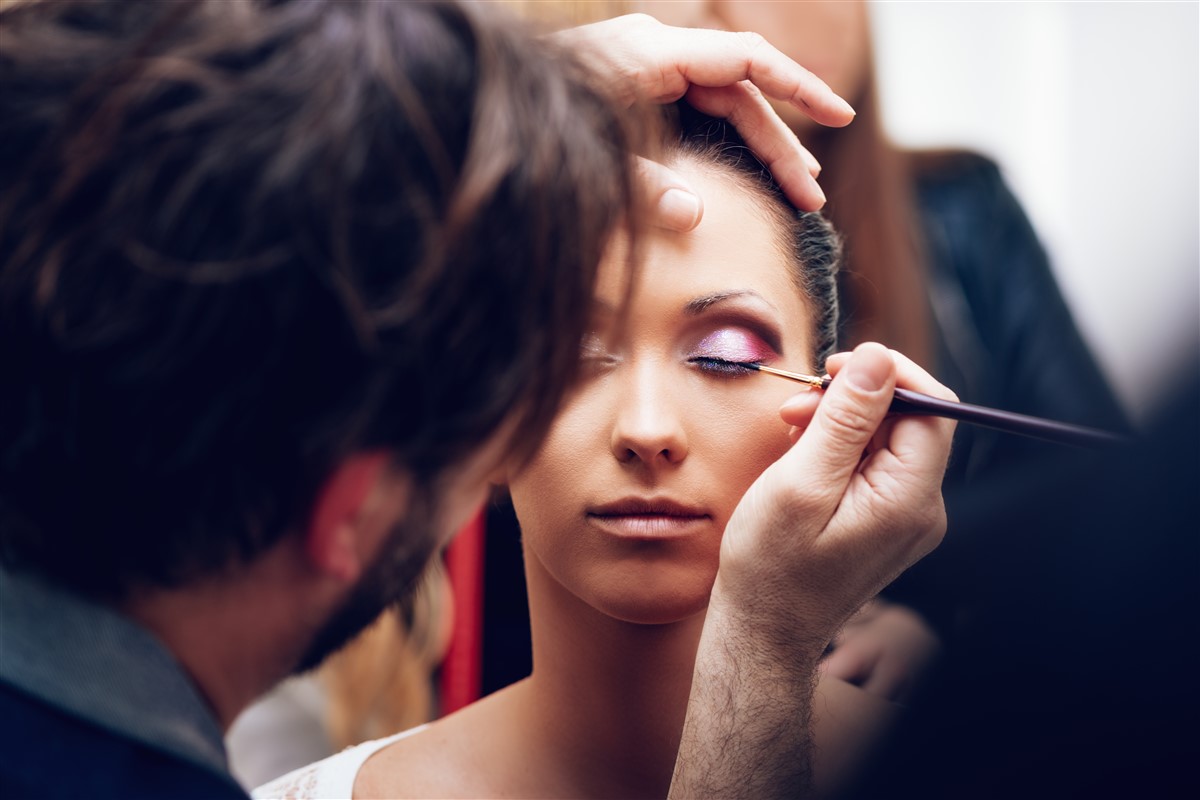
[587,497,710,539]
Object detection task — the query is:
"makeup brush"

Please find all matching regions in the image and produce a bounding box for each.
[691,358,1128,449]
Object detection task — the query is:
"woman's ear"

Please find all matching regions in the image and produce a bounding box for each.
[305,452,399,583]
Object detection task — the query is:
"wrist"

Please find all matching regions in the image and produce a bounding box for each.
[705,581,828,676]
[680,595,820,799]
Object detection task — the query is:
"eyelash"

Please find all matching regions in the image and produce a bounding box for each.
[687,356,759,377]
[581,333,770,378]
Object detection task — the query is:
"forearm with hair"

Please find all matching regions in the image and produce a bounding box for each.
[670,600,819,799]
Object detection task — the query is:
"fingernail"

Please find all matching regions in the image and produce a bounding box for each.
[838,97,856,117]
[658,188,701,230]
[844,351,890,392]
[809,177,826,206]
[780,389,817,413]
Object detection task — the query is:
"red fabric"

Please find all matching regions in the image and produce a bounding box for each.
[439,507,485,715]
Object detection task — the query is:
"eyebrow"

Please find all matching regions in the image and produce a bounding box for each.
[683,290,779,317]
[683,290,785,354]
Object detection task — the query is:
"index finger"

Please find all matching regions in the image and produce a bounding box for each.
[657,26,855,127]
[684,81,826,210]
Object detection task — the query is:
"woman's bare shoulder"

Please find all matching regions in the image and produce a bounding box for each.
[354,681,531,799]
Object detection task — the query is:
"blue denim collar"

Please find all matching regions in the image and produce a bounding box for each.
[0,566,231,779]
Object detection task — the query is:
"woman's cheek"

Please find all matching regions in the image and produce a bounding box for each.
[704,399,794,507]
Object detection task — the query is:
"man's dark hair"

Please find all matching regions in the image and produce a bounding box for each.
[0,0,638,600]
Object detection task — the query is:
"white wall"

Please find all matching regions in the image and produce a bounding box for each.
[871,0,1199,422]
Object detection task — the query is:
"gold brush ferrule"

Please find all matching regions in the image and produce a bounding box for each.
[753,364,827,389]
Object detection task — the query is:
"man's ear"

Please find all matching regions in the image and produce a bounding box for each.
[305,452,394,583]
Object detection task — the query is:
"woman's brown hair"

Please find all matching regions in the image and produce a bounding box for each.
[797,46,933,366]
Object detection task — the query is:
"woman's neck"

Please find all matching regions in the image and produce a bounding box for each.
[519,552,706,800]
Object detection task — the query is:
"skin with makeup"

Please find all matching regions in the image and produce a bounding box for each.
[333,129,957,798]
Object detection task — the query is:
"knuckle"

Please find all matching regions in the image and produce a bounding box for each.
[821,398,878,440]
[909,500,947,556]
[864,473,945,548]
[917,506,943,539]
[925,501,948,543]
[737,29,768,53]
[618,61,649,95]
[867,470,908,508]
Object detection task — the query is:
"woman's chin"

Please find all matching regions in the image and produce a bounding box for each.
[582,575,714,626]
[598,598,709,626]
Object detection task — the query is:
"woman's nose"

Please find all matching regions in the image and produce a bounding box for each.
[609,365,689,467]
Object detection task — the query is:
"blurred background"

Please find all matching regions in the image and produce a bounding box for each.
[871,0,1198,422]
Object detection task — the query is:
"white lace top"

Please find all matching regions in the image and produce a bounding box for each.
[251,725,428,800]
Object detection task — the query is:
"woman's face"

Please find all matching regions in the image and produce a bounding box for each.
[638,0,872,131]
[507,162,815,625]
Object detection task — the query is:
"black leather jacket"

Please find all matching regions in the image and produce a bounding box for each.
[883,151,1129,633]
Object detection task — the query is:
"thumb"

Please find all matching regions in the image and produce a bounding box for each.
[783,342,896,502]
[636,156,704,231]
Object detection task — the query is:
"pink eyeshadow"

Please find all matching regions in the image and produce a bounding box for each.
[693,328,774,363]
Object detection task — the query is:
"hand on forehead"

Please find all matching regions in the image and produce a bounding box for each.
[595,158,816,369]
[553,12,858,229]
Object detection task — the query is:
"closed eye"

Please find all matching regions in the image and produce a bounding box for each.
[686,326,776,378]
[579,333,620,377]
[688,356,759,376]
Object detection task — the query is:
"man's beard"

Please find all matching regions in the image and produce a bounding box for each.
[293,487,441,674]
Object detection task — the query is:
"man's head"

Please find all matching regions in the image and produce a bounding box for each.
[0,0,637,663]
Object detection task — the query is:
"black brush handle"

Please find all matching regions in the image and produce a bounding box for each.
[753,363,1127,449]
[887,387,1127,449]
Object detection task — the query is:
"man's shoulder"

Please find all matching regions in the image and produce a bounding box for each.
[0,682,248,800]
